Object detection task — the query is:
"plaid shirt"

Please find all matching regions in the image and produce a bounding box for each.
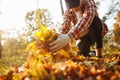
[61,0,108,40]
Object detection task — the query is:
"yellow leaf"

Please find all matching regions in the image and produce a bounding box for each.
[57,49,70,58]
[26,42,36,52]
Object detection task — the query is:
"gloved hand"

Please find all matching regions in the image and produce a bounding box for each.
[49,34,71,52]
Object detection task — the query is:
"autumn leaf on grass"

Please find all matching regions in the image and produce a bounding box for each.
[84,61,94,67]
[108,61,118,68]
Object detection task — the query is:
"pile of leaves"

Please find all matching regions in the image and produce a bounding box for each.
[0,54,120,80]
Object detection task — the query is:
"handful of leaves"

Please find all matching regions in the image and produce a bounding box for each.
[26,23,79,63]
[34,24,57,52]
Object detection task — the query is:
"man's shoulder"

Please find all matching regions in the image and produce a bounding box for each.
[64,10,75,16]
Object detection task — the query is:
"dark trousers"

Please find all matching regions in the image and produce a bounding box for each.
[77,16,102,57]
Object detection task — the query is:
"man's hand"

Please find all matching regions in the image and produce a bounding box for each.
[49,34,71,52]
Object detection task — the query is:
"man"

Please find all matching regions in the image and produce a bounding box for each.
[49,0,108,58]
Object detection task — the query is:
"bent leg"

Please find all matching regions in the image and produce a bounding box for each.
[89,16,103,57]
[77,34,92,57]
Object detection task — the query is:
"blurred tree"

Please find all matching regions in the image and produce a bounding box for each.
[2,8,55,57]
[101,0,120,22]
[2,37,26,57]
[0,1,2,58]
[0,30,2,58]
[113,11,120,45]
[98,0,120,53]
[24,8,54,42]
[1,36,27,66]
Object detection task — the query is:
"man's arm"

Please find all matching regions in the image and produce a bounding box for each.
[61,10,71,34]
[68,0,97,40]
[61,10,78,34]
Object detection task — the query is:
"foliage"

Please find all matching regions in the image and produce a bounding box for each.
[1,32,28,68]
[24,8,54,42]
[0,30,2,58]
[0,53,120,80]
[102,11,120,54]
[1,8,54,68]
[113,11,120,45]
[102,0,120,22]
[2,37,27,56]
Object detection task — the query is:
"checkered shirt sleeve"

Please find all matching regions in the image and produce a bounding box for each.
[61,0,108,40]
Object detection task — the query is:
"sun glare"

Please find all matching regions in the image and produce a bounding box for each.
[0,0,63,33]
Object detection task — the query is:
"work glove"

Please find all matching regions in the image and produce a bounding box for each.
[49,34,71,52]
